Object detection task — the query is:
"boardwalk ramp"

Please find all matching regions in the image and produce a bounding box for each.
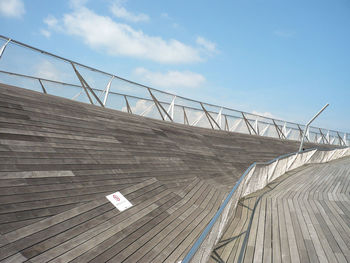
[0,83,342,262]
[211,156,350,263]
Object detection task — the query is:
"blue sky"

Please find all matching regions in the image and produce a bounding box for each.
[0,0,349,132]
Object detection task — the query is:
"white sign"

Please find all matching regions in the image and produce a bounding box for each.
[106,191,133,212]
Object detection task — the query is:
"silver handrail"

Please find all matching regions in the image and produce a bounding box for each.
[182,146,348,262]
[0,35,349,146]
[299,104,329,152]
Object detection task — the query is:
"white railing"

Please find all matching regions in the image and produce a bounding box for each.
[0,35,349,146]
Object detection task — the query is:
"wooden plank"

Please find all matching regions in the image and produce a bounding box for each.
[0,83,345,262]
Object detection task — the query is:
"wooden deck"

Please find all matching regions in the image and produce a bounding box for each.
[211,157,350,263]
[0,83,338,262]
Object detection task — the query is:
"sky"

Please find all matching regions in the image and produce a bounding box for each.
[0,0,349,132]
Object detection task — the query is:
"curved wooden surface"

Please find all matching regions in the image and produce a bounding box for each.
[0,83,337,262]
[211,157,350,263]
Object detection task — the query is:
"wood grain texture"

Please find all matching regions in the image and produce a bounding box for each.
[0,83,337,262]
[212,157,350,263]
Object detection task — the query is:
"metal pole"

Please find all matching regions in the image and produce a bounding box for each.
[103,76,114,106]
[299,103,329,152]
[38,79,47,94]
[0,38,11,59]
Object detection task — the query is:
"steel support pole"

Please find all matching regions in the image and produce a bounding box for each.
[192,112,204,126]
[224,115,229,131]
[141,103,154,116]
[147,88,173,121]
[230,118,243,132]
[337,132,345,146]
[0,38,10,59]
[260,124,270,136]
[38,79,47,94]
[215,108,223,129]
[183,106,189,125]
[165,96,176,121]
[124,96,132,114]
[103,76,114,106]
[299,103,329,152]
[72,89,83,100]
[319,128,329,144]
[241,113,257,135]
[344,134,348,146]
[272,120,286,139]
[200,103,221,130]
[71,63,105,107]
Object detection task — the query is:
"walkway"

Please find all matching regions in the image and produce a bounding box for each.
[211,157,350,263]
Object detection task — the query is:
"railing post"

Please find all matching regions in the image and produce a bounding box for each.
[337,132,345,146]
[224,115,229,131]
[140,103,154,116]
[241,113,257,135]
[230,118,243,132]
[192,112,205,126]
[0,38,11,59]
[71,63,94,105]
[260,124,270,136]
[183,106,189,125]
[103,76,114,106]
[282,122,290,139]
[165,96,176,121]
[299,103,329,152]
[319,128,328,144]
[255,119,260,135]
[38,79,47,94]
[72,89,83,100]
[147,88,173,121]
[71,62,104,107]
[272,120,286,139]
[344,134,348,146]
[215,108,223,129]
[201,103,221,130]
[124,95,132,114]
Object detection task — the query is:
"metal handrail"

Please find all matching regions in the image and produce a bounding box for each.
[299,104,329,152]
[0,69,342,140]
[0,35,349,146]
[0,34,344,130]
[182,146,345,262]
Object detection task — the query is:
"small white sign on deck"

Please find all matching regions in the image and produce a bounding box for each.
[106,191,133,212]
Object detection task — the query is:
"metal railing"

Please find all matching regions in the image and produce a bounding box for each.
[182,146,350,262]
[0,35,349,146]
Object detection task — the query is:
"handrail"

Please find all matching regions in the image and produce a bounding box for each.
[0,34,345,131]
[0,35,349,146]
[182,163,254,263]
[182,146,348,262]
[299,103,329,152]
[0,69,345,140]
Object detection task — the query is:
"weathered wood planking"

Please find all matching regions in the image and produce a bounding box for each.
[212,157,350,263]
[0,83,336,262]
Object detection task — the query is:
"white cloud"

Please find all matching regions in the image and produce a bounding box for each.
[0,0,25,18]
[196,36,217,53]
[134,67,205,89]
[122,99,154,115]
[46,6,202,64]
[111,2,149,23]
[34,60,66,81]
[69,0,88,9]
[44,15,59,27]
[40,29,51,38]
